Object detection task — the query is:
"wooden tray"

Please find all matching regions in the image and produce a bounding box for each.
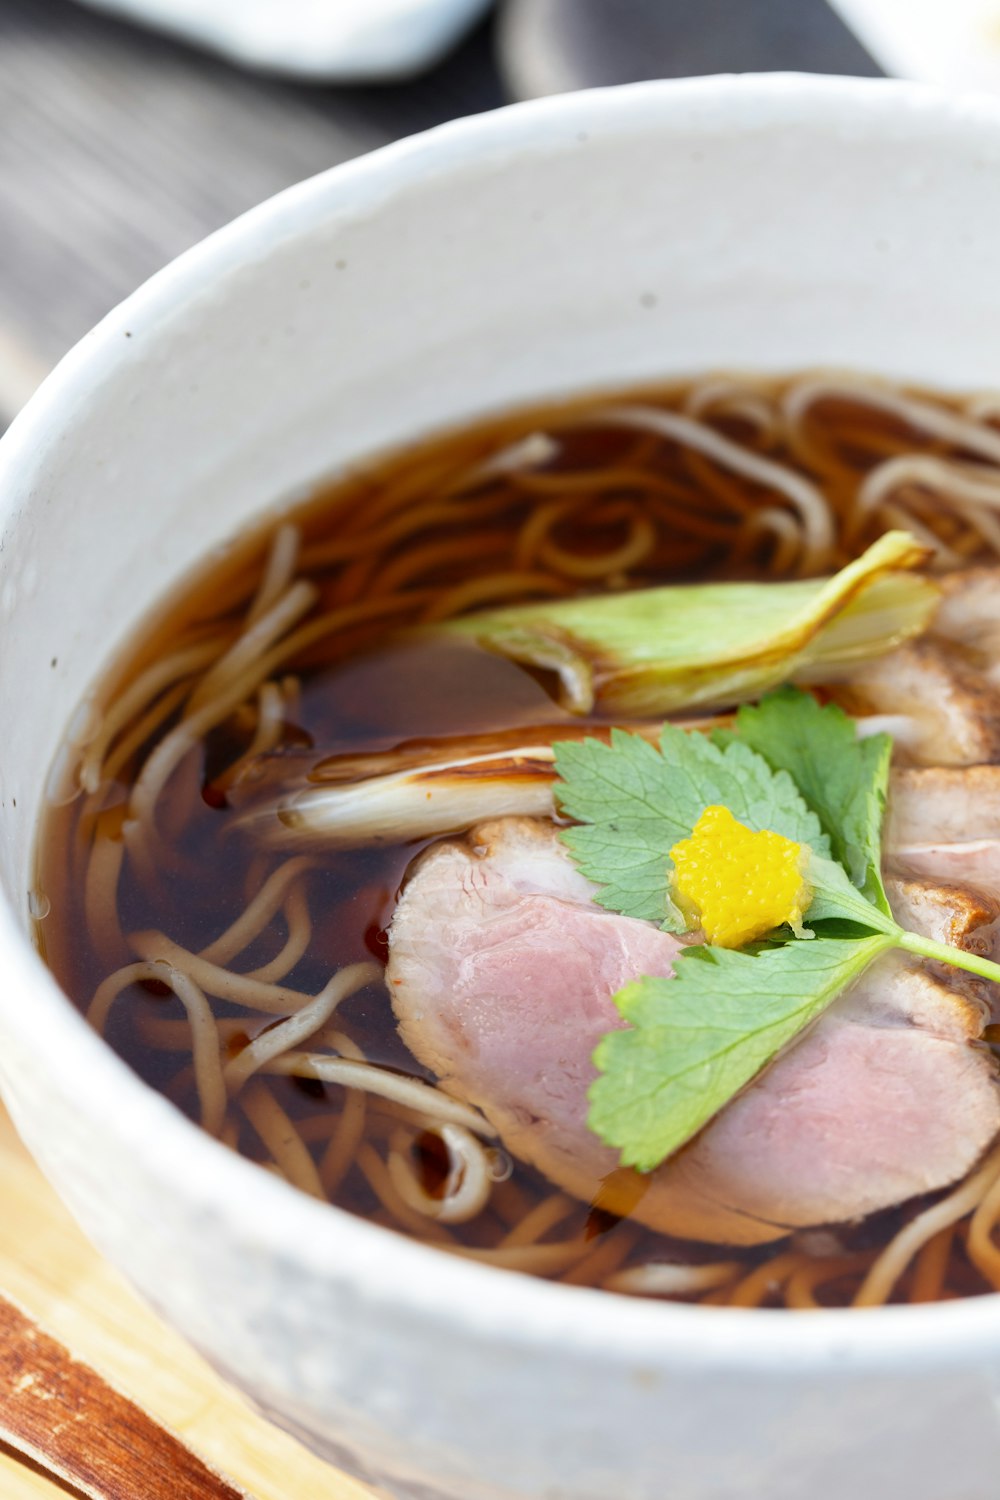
[0,1104,374,1499]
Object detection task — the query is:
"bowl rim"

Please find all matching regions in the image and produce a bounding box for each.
[5,69,1000,1373]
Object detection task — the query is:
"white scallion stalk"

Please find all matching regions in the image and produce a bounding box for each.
[234,723,664,847]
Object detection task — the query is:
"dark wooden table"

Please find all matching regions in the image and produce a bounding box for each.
[0,0,506,414]
[0,0,876,420]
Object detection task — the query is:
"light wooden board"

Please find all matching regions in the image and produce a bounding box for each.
[0,1104,375,1499]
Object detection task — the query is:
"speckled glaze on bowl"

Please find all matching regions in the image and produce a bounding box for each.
[4,75,1000,1500]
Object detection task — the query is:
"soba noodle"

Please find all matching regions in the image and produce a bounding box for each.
[34,371,1000,1306]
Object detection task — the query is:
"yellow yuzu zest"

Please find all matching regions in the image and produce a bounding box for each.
[669,805,811,948]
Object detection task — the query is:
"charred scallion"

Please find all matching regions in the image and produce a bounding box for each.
[411,531,938,716]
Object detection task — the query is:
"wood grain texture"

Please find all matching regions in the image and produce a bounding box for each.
[0,0,503,406]
[0,1292,248,1500]
[0,1106,375,1499]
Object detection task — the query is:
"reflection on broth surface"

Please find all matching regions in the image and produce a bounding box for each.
[33,372,1000,1309]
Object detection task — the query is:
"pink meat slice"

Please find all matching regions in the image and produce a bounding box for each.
[386,817,1000,1246]
[886,767,1000,903]
[832,639,1000,766]
[889,765,1000,847]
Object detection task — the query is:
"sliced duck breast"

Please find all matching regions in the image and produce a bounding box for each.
[887,870,995,972]
[831,640,1000,767]
[885,874,999,955]
[933,567,1000,668]
[892,841,1000,901]
[888,765,1000,847]
[387,817,1000,1246]
[886,766,1000,901]
[885,872,999,1014]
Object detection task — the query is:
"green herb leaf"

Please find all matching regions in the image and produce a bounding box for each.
[554,724,830,932]
[589,933,895,1172]
[732,687,893,914]
[805,855,899,933]
[556,678,1000,1176]
[553,730,691,930]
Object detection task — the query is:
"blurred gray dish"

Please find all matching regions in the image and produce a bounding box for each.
[498,0,880,100]
[73,0,494,80]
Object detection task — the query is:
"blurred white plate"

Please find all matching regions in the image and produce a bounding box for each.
[76,0,494,80]
[829,0,1000,93]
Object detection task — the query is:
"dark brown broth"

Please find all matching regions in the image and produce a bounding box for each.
[33,375,1000,1306]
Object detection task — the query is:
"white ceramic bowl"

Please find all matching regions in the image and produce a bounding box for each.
[4,74,1000,1500]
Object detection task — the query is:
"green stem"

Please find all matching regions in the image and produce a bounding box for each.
[896,928,1000,986]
